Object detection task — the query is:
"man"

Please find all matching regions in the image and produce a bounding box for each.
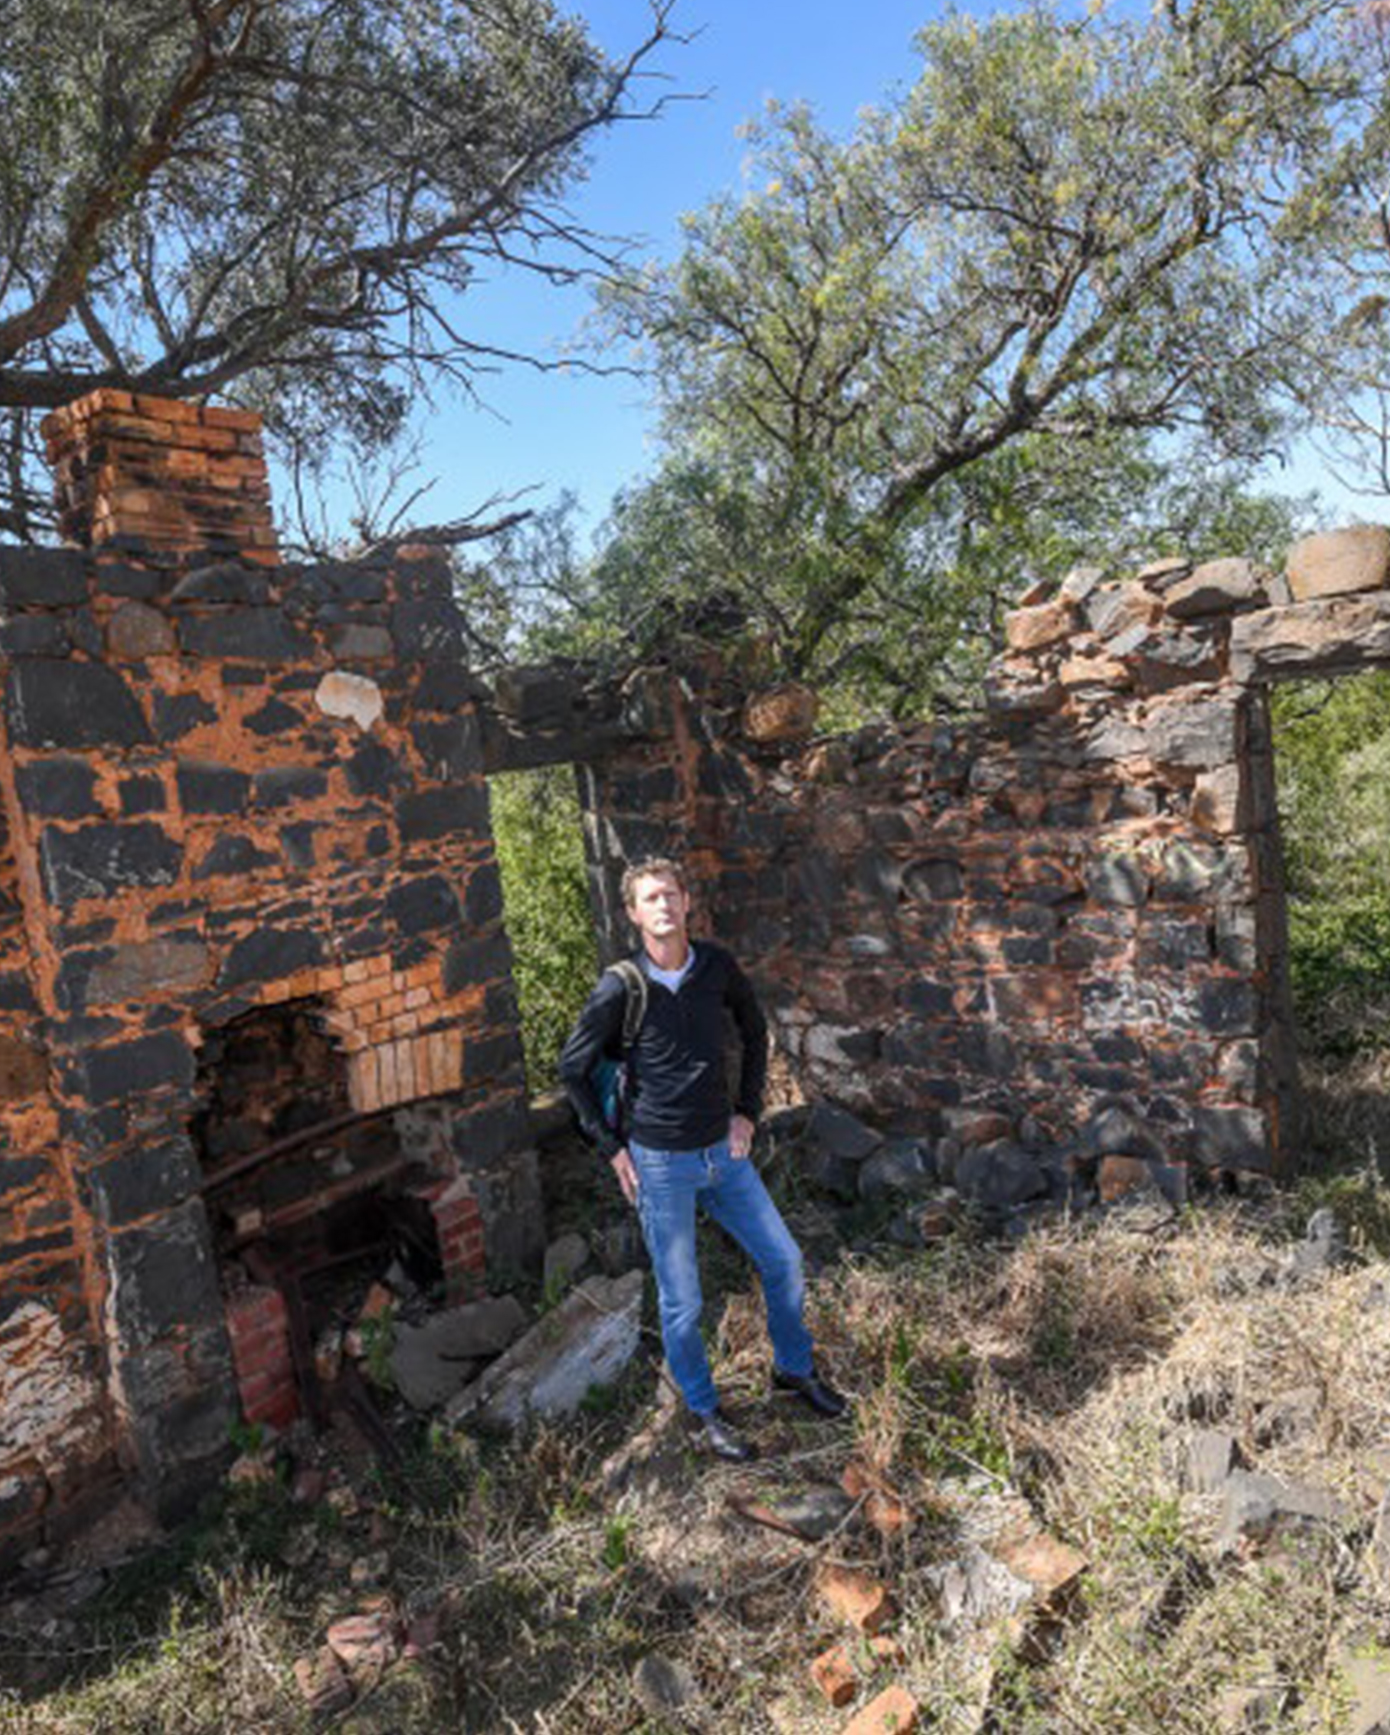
[560,857,846,1462]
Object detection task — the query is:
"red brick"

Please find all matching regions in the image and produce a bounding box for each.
[842,1685,920,1735]
[810,1644,857,1707]
[813,1565,894,1635]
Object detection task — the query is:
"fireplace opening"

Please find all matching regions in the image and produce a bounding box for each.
[193,999,450,1432]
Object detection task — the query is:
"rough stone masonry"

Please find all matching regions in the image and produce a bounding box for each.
[0,390,546,1565]
[580,530,1390,1213]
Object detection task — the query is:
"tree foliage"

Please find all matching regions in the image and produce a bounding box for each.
[0,0,676,540]
[579,0,1381,705]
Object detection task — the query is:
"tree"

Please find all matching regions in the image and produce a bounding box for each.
[0,0,677,541]
[590,0,1379,704]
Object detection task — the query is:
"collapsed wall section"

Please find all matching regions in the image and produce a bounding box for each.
[590,537,1390,1187]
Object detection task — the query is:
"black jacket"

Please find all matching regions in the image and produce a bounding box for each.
[559,942,768,1159]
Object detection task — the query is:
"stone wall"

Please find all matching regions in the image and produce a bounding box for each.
[0,392,539,1562]
[586,532,1390,1197]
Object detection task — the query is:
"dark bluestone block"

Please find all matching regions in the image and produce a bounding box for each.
[451,1097,533,1168]
[327,564,387,603]
[55,948,110,1015]
[346,740,409,797]
[280,823,318,870]
[410,716,481,781]
[461,1030,524,1086]
[179,609,308,662]
[15,756,99,818]
[442,931,512,994]
[1193,1105,1269,1169]
[340,922,389,958]
[83,1030,196,1104]
[385,875,461,936]
[0,616,71,656]
[243,697,302,736]
[485,979,519,1028]
[0,546,88,606]
[41,822,183,906]
[95,563,164,599]
[1002,936,1053,965]
[218,926,323,989]
[177,761,251,815]
[153,691,218,741]
[0,1156,45,1197]
[414,663,488,712]
[0,1228,73,1266]
[106,1203,222,1346]
[695,751,752,802]
[391,597,464,659]
[169,563,273,604]
[396,784,488,842]
[853,853,902,903]
[901,858,964,902]
[0,970,37,1013]
[464,862,504,927]
[6,660,151,750]
[1198,979,1258,1036]
[330,624,392,661]
[253,767,328,807]
[119,775,167,816]
[87,1136,201,1227]
[902,978,954,1017]
[957,1021,1018,1079]
[192,835,278,880]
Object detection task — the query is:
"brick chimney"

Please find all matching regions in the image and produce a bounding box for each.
[40,388,278,563]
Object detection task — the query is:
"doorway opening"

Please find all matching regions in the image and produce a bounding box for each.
[1271,667,1390,1168]
[489,764,600,1100]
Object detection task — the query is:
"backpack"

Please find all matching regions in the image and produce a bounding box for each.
[591,960,648,1133]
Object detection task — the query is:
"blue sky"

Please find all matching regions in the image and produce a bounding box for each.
[361,0,930,541]
[304,0,1369,548]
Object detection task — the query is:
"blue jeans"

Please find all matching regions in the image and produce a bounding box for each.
[630,1137,814,1416]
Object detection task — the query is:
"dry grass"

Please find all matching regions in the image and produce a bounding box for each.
[10,1194,1390,1732]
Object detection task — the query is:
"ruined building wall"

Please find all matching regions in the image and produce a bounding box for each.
[6,380,1387,1561]
[0,391,536,1562]
[589,538,1390,1192]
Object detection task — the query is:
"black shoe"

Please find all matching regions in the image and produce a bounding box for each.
[691,1408,759,1462]
[772,1367,850,1418]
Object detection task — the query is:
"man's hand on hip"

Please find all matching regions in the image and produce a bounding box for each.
[730,1114,756,1159]
[610,1147,639,1205]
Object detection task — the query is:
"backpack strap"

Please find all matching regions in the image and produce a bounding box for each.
[604,959,648,1054]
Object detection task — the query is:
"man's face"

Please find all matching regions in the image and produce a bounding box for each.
[625,871,690,947]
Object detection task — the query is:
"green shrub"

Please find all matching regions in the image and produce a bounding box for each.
[1273,673,1390,1063]
[1288,897,1390,1059]
[490,766,598,1092]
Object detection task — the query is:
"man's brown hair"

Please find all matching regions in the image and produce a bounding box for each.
[621,856,688,909]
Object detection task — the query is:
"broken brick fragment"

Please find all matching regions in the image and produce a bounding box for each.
[841,1684,920,1735]
[293,1646,354,1714]
[814,1563,895,1634]
[810,1643,857,1707]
